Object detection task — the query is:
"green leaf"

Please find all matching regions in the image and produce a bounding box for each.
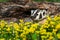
[54,35,58,40]
[58,30,60,33]
[31,33,37,40]
[26,33,32,40]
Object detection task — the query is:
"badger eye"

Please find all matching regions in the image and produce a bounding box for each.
[43,12,45,15]
[34,13,38,16]
[36,14,38,15]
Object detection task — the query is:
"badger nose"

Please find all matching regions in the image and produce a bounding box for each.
[30,16,36,19]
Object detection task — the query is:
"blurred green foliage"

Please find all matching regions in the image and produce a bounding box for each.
[0,0,60,2]
[34,0,60,2]
[0,0,8,2]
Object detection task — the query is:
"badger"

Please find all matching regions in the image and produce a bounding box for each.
[31,9,48,20]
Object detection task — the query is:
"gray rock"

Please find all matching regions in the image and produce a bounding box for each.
[24,17,33,22]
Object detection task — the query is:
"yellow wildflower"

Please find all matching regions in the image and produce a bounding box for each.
[50,21,55,25]
[53,29,57,34]
[47,32,52,36]
[40,29,46,34]
[23,26,28,31]
[6,27,10,32]
[0,22,5,28]
[19,19,24,23]
[42,24,48,28]
[29,27,35,33]
[9,22,14,26]
[0,38,5,40]
[35,31,40,34]
[54,16,60,21]
[19,23,23,27]
[9,39,11,40]
[41,36,46,39]
[3,21,7,24]
[19,30,23,32]
[13,23,20,30]
[23,27,29,34]
[47,16,51,21]
[10,22,14,24]
[31,23,38,29]
[57,33,60,39]
[56,24,60,29]
[15,33,19,38]
[25,22,31,25]
[23,37,26,40]
[20,33,26,38]
[1,20,5,23]
[0,28,1,30]
[23,31,29,34]
[6,25,9,27]
[49,36,53,40]
[54,16,57,20]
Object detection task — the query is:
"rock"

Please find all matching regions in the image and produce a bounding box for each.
[24,18,33,22]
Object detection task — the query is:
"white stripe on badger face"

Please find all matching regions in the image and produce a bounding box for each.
[42,10,47,18]
[31,9,38,16]
[35,10,47,20]
[35,10,42,20]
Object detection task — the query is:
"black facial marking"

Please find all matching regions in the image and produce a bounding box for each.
[43,12,45,16]
[39,13,42,19]
[33,9,40,18]
[34,13,38,18]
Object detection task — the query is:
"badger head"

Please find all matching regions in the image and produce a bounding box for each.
[31,9,48,20]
